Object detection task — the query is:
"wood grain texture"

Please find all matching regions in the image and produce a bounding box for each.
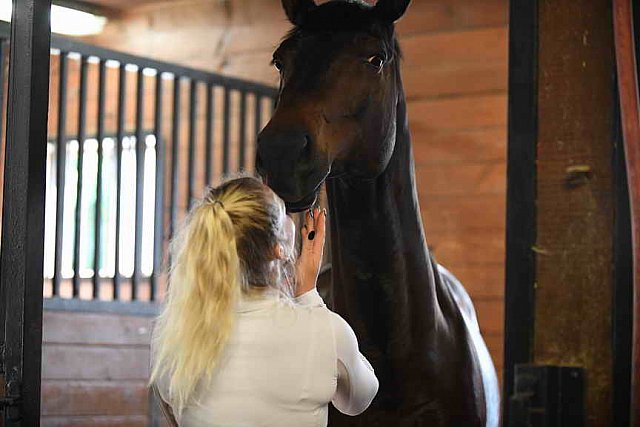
[41,381,149,416]
[42,344,150,380]
[420,194,506,230]
[408,94,507,132]
[43,311,152,345]
[416,163,506,196]
[535,0,615,423]
[411,127,507,165]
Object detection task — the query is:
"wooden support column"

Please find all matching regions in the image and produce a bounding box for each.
[534,0,616,424]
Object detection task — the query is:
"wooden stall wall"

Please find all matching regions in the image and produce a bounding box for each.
[41,311,155,425]
[78,0,509,378]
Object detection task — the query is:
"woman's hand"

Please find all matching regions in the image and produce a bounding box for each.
[295,207,326,297]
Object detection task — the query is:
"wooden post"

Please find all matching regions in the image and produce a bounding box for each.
[534,0,616,423]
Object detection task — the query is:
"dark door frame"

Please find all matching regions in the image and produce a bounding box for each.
[503,0,538,422]
[0,0,51,424]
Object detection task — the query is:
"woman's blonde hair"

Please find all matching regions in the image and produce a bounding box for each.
[149,176,295,414]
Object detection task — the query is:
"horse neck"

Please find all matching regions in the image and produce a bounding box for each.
[325,91,443,356]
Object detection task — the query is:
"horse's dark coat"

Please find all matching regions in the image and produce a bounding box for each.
[256,1,500,425]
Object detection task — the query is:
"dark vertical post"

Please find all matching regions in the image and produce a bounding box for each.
[187,79,197,206]
[504,0,538,422]
[52,52,68,297]
[92,59,106,299]
[204,84,213,185]
[0,40,7,208]
[0,0,51,423]
[0,41,6,368]
[113,64,126,299]
[72,55,88,297]
[169,76,180,239]
[254,95,263,166]
[254,96,263,132]
[151,73,164,301]
[238,91,247,170]
[222,87,231,175]
[133,67,145,299]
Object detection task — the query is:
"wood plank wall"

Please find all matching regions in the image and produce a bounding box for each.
[43,0,508,420]
[40,311,156,425]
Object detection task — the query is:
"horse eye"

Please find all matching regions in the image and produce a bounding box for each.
[367,55,385,70]
[273,59,284,72]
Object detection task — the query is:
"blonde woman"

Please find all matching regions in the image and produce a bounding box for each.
[150,176,378,426]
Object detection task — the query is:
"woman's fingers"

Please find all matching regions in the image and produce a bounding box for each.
[315,208,326,249]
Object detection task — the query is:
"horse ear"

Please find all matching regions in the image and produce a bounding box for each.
[281,0,317,25]
[374,0,411,22]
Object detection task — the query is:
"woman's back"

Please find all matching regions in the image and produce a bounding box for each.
[157,289,377,426]
[150,178,378,425]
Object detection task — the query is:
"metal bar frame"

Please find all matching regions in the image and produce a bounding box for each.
[169,76,181,240]
[503,0,538,422]
[238,90,247,170]
[132,67,145,298]
[222,87,231,175]
[0,22,276,98]
[0,0,51,422]
[92,59,106,299]
[113,63,126,299]
[205,84,213,185]
[52,52,67,297]
[187,79,197,205]
[151,73,164,301]
[72,54,88,297]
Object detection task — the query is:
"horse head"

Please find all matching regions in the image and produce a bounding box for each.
[256,0,411,212]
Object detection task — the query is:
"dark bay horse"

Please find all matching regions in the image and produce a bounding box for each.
[256,0,500,425]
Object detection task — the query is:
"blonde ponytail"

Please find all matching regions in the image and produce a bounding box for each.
[150,176,295,415]
[150,199,240,414]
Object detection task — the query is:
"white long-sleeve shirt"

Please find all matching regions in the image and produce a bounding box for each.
[155,288,379,426]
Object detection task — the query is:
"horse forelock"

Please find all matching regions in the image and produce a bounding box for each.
[279,0,401,60]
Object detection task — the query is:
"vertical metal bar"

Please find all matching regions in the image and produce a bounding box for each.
[238,91,247,170]
[204,84,213,185]
[0,0,51,423]
[92,59,106,299]
[151,73,164,301]
[133,67,145,299]
[0,40,7,193]
[254,95,263,161]
[113,64,126,299]
[0,40,7,353]
[52,52,68,297]
[169,76,180,239]
[504,0,538,422]
[72,55,88,297]
[187,79,197,206]
[222,87,231,175]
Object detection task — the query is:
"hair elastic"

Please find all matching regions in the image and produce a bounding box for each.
[212,200,225,209]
